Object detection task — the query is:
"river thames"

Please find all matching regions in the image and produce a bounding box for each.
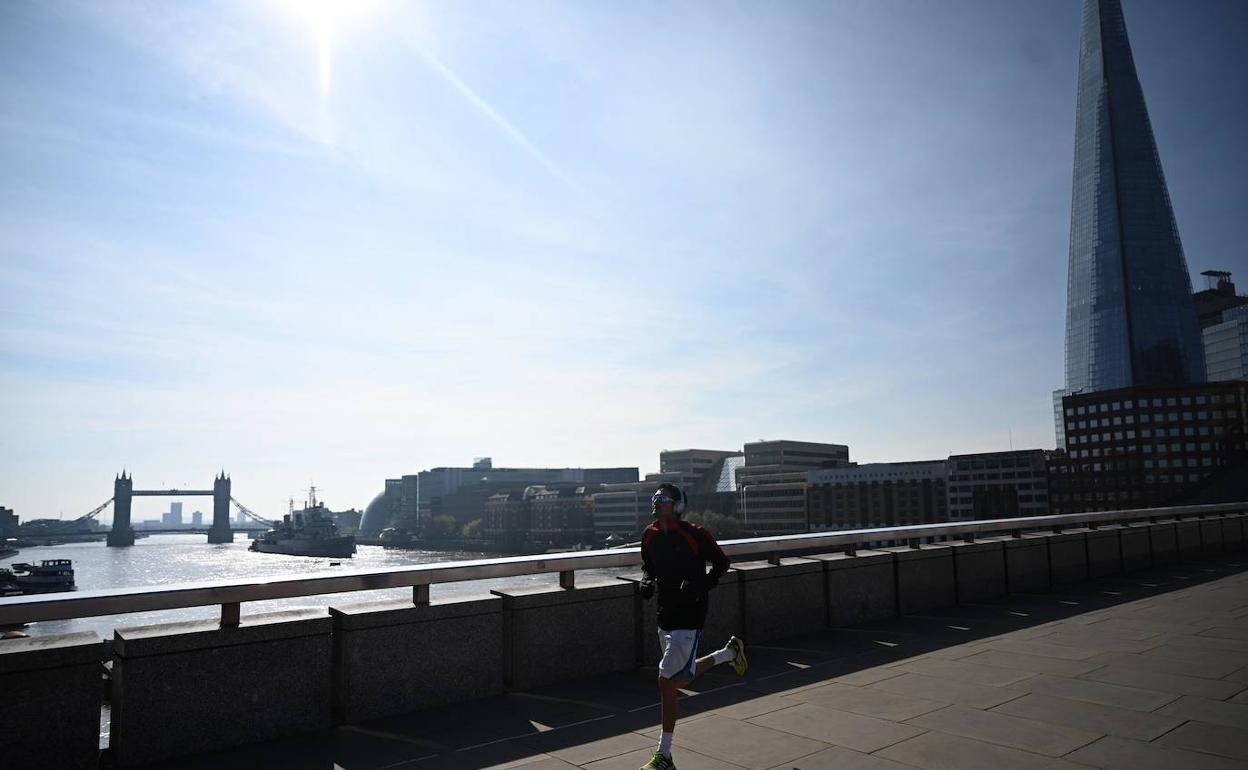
[4,534,630,639]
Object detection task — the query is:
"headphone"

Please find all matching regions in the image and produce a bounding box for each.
[653,484,686,517]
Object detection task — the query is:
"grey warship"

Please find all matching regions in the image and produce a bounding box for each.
[249,488,356,558]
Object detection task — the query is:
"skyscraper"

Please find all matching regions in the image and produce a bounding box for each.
[1062,0,1205,400]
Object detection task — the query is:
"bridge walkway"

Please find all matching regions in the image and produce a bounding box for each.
[152,558,1248,770]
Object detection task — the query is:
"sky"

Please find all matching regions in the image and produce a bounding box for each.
[2,0,1246,522]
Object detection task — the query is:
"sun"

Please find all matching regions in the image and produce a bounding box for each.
[270,0,383,94]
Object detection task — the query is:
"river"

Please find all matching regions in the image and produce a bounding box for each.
[3,535,632,639]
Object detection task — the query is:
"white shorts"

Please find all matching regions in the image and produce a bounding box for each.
[657,628,702,680]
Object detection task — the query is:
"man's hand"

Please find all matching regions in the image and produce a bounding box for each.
[639,578,655,600]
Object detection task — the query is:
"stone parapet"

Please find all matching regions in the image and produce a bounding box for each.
[1086,526,1123,578]
[1048,530,1089,585]
[491,580,635,690]
[807,550,897,627]
[1119,522,1153,572]
[1222,513,1245,552]
[880,544,955,614]
[110,609,332,767]
[0,631,102,770]
[1198,516,1225,556]
[330,595,504,723]
[950,539,1007,603]
[1149,520,1179,565]
[1004,535,1050,593]
[1175,518,1203,562]
[735,557,825,642]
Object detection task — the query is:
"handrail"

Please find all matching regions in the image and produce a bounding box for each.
[1,501,1243,627]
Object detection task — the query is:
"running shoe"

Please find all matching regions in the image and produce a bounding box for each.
[727,635,748,676]
[640,751,675,770]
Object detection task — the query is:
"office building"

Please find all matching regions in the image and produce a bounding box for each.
[1204,306,1248,382]
[1195,271,1248,327]
[1196,272,1248,382]
[527,485,598,547]
[161,502,183,527]
[743,440,850,471]
[1049,381,1248,512]
[359,463,638,534]
[590,473,683,541]
[946,450,1051,521]
[730,439,851,535]
[738,468,808,536]
[191,510,203,527]
[808,462,948,531]
[1056,0,1207,444]
[0,506,17,538]
[659,449,743,487]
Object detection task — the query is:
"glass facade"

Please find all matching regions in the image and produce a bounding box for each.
[1203,306,1248,382]
[1063,0,1205,398]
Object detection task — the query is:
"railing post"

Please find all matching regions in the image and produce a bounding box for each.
[1012,529,1024,539]
[412,584,430,606]
[908,537,921,549]
[845,544,857,557]
[559,570,575,590]
[220,602,240,627]
[962,533,975,543]
[768,552,781,566]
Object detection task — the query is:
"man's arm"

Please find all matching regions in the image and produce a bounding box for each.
[701,527,731,584]
[639,533,656,599]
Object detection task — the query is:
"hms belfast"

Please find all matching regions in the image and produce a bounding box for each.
[249,487,356,558]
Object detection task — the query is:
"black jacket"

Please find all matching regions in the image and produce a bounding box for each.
[641,519,731,630]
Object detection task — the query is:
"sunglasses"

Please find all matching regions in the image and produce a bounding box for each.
[651,494,675,505]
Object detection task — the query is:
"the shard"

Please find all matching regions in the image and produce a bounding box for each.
[1062,0,1205,397]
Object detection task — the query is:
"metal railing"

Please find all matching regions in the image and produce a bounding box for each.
[2,501,1243,628]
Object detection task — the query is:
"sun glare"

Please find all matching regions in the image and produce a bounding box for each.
[271,0,383,94]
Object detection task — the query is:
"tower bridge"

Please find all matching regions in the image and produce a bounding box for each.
[32,471,274,547]
[108,471,237,546]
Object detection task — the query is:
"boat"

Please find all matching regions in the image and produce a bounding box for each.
[249,487,356,558]
[378,527,416,549]
[2,559,76,594]
[0,545,18,560]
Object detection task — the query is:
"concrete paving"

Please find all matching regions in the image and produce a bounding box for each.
[151,557,1248,770]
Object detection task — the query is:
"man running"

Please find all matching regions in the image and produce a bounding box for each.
[638,482,747,770]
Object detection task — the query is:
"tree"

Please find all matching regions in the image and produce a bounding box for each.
[685,510,743,539]
[461,518,483,539]
[424,515,458,540]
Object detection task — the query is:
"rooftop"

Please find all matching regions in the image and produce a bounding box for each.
[153,556,1248,769]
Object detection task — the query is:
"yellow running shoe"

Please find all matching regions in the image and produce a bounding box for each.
[640,751,675,770]
[727,635,748,676]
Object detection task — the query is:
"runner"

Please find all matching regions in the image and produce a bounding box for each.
[638,482,747,770]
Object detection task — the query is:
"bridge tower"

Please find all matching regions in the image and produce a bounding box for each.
[107,471,135,547]
[208,471,234,543]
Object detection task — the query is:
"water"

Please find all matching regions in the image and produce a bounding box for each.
[4,535,631,639]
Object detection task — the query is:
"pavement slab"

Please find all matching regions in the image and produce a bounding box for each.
[1157,695,1248,729]
[782,682,947,721]
[905,704,1101,757]
[1008,672,1180,711]
[868,672,1023,709]
[1156,720,1248,762]
[748,702,925,753]
[991,692,1185,741]
[1064,735,1248,770]
[660,715,828,770]
[874,731,1090,770]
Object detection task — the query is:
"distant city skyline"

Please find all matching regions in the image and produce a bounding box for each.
[2,1,1247,521]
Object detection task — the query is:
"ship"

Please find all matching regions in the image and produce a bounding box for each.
[248,487,356,558]
[1,559,76,594]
